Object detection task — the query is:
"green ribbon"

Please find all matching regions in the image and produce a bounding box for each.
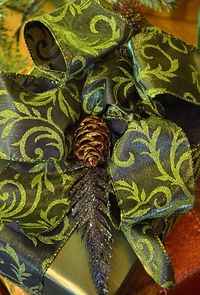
[0,0,199,294]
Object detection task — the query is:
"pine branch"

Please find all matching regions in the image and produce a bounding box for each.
[0,4,27,72]
[68,163,113,295]
[0,0,49,71]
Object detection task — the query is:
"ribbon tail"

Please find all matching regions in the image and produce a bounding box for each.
[121,222,175,288]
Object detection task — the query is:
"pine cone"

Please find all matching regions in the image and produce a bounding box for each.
[73,116,110,168]
[114,0,143,34]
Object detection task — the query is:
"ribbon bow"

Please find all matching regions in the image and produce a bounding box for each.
[0,1,199,294]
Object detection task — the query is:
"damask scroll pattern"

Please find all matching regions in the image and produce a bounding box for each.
[82,50,136,115]
[122,222,174,287]
[109,117,195,224]
[0,74,82,163]
[0,160,74,237]
[128,27,200,106]
[24,0,132,77]
[0,242,40,295]
[0,216,76,294]
[0,4,199,292]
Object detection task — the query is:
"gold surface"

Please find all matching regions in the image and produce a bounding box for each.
[44,229,136,295]
[0,229,136,295]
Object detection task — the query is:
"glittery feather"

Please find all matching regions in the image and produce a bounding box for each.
[68,162,113,294]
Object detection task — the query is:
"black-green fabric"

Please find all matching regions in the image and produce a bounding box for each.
[0,0,199,293]
[109,117,194,224]
[24,0,132,79]
[127,26,200,107]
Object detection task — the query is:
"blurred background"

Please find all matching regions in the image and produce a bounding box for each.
[142,0,199,46]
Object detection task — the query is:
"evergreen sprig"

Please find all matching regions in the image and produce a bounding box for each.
[0,4,27,72]
[68,163,113,295]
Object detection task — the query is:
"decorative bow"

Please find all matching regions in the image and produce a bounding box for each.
[0,1,199,294]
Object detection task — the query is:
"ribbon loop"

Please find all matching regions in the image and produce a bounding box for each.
[0,73,82,163]
[24,0,132,78]
[82,50,137,115]
[128,25,200,107]
[0,160,74,237]
[109,117,195,225]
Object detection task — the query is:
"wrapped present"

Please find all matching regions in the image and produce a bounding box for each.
[0,227,136,295]
[0,0,200,294]
[43,229,136,295]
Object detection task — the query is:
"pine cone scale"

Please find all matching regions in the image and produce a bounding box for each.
[73,115,110,167]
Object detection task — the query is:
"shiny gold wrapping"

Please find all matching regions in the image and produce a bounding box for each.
[43,229,136,295]
[2,229,136,295]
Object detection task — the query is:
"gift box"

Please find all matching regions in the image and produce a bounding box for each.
[43,229,136,295]
[0,225,136,295]
[0,1,200,295]
[1,220,170,295]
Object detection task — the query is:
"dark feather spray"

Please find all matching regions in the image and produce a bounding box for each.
[68,165,113,294]
[68,115,113,294]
